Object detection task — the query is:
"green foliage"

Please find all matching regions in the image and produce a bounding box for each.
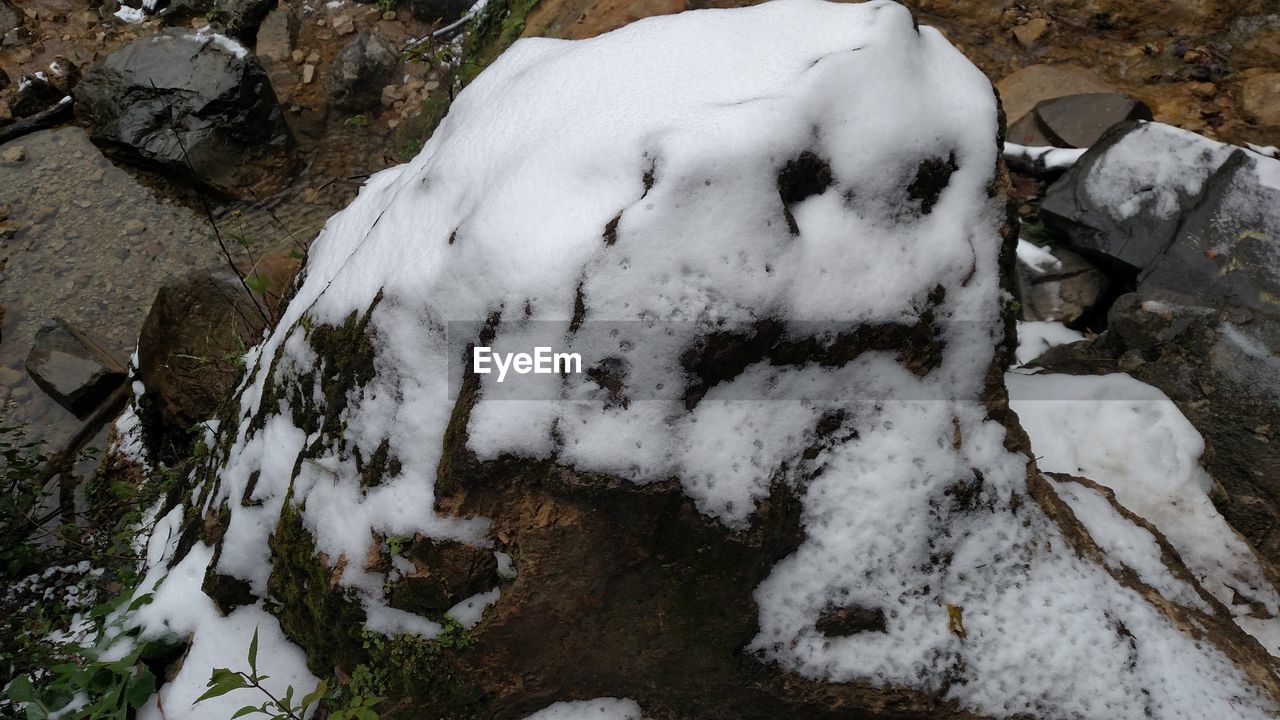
[376,0,397,11]
[0,424,50,578]
[385,535,410,558]
[344,115,369,128]
[7,591,162,720]
[196,629,380,720]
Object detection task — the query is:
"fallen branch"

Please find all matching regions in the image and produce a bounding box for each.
[0,95,74,145]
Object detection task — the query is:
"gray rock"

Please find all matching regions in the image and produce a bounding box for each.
[25,318,127,418]
[255,6,299,62]
[160,0,215,26]
[327,29,400,113]
[1036,289,1280,562]
[215,0,276,42]
[1041,120,1280,313]
[0,0,20,35]
[1016,245,1109,325]
[1145,151,1280,313]
[74,29,293,196]
[1034,93,1151,148]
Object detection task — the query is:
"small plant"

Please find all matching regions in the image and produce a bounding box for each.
[195,629,382,720]
[385,534,410,558]
[376,0,397,12]
[6,591,161,720]
[344,115,369,128]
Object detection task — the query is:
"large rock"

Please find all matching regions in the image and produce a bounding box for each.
[1035,288,1280,563]
[136,258,298,458]
[129,3,1280,719]
[25,318,127,418]
[326,29,400,113]
[1041,121,1280,312]
[996,63,1114,126]
[74,29,293,197]
[1241,72,1280,127]
[214,0,276,42]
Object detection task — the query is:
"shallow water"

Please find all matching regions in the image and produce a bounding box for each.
[0,127,337,449]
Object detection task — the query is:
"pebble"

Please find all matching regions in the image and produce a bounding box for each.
[302,64,316,84]
[306,50,321,64]
[1014,18,1048,47]
[1241,72,1280,126]
[2,146,24,163]
[333,14,355,35]
[292,49,305,64]
[122,218,146,236]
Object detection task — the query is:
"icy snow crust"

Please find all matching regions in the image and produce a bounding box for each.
[141,1,1276,717]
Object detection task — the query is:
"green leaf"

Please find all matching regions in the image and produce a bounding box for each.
[7,675,35,703]
[354,707,380,720]
[127,594,155,612]
[126,670,156,708]
[230,705,260,719]
[247,627,259,675]
[194,672,249,704]
[299,680,327,712]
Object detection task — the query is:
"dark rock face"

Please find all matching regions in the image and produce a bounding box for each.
[409,0,473,23]
[160,0,215,26]
[74,30,293,196]
[25,318,127,418]
[214,0,276,42]
[327,29,400,113]
[13,74,64,118]
[0,0,20,35]
[1041,121,1280,313]
[1033,93,1151,148]
[1035,289,1280,563]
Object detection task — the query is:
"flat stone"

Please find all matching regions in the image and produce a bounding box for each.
[2,145,24,163]
[25,318,126,417]
[1013,17,1048,47]
[332,13,354,35]
[997,64,1114,126]
[302,63,315,84]
[1241,72,1280,126]
[255,7,299,62]
[1017,246,1109,324]
[1034,93,1153,148]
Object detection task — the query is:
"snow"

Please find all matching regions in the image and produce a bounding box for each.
[1014,320,1084,365]
[129,544,319,720]
[185,27,250,60]
[133,0,1280,716]
[1083,121,1235,219]
[1003,142,1087,170]
[1015,238,1061,274]
[114,6,145,23]
[1008,371,1280,655]
[521,699,646,720]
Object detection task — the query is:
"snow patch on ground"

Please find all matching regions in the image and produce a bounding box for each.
[521,698,646,720]
[1008,372,1280,656]
[1015,321,1084,365]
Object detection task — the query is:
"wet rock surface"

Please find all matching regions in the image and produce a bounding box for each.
[24,317,126,417]
[74,29,293,196]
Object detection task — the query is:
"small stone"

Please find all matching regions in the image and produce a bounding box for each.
[291,49,305,64]
[122,218,146,236]
[25,319,127,418]
[2,146,24,162]
[302,63,316,84]
[333,14,355,35]
[1013,18,1048,47]
[387,118,399,128]
[306,49,321,64]
[1240,72,1280,126]
[0,100,11,121]
[424,79,439,92]
[381,83,406,106]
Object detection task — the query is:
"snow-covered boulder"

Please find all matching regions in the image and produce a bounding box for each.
[132,2,1280,718]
